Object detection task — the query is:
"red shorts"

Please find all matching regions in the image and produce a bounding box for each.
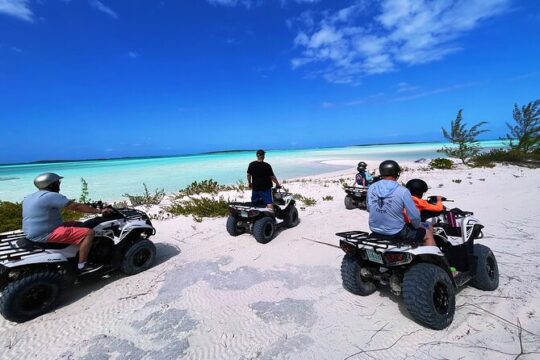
[48,225,91,244]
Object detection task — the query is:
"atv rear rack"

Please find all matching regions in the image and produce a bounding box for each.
[336,231,418,249]
[0,231,45,261]
[228,202,267,210]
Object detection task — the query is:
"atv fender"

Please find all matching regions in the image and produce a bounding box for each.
[1,251,74,269]
[411,254,455,286]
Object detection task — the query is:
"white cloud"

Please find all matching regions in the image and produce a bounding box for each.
[128,51,139,58]
[88,0,118,19]
[392,82,478,102]
[207,0,258,8]
[396,82,419,93]
[208,0,319,8]
[291,0,510,84]
[0,0,33,22]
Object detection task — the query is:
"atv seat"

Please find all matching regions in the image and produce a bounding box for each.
[369,232,420,247]
[369,232,402,241]
[16,238,72,250]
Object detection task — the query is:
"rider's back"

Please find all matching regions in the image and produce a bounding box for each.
[22,190,69,242]
[367,180,420,235]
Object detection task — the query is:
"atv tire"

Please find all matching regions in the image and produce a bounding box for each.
[344,195,355,210]
[471,244,499,291]
[253,217,276,244]
[121,239,156,275]
[226,216,245,236]
[283,205,299,228]
[340,254,377,296]
[403,263,455,330]
[0,271,63,323]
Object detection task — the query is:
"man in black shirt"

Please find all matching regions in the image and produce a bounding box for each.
[247,149,281,209]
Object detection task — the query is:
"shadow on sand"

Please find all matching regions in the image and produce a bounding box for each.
[58,243,181,309]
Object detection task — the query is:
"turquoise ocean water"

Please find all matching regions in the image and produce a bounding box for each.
[0,141,505,202]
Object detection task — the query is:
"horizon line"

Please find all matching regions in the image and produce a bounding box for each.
[2,138,504,167]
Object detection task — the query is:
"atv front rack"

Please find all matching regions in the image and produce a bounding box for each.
[0,231,45,261]
[336,231,418,249]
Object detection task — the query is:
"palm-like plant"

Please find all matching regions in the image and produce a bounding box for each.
[506,99,540,153]
[439,109,488,164]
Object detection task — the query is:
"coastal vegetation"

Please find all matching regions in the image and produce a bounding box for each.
[437,99,540,168]
[79,177,91,203]
[294,194,317,206]
[429,158,454,170]
[123,183,166,206]
[505,99,540,153]
[439,109,488,164]
[166,196,229,221]
[0,201,83,233]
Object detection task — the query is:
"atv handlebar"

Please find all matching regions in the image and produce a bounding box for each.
[87,201,126,219]
[427,196,453,204]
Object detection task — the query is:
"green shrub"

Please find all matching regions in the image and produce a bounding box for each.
[322,195,333,201]
[166,196,229,218]
[79,177,91,203]
[430,158,454,169]
[0,201,83,233]
[0,201,22,233]
[439,109,488,164]
[177,179,224,197]
[505,99,540,153]
[234,179,247,192]
[294,194,317,206]
[469,149,540,168]
[123,183,165,206]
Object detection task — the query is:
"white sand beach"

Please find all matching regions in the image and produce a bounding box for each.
[1,161,540,360]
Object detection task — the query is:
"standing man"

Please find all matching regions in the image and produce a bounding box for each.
[366,160,436,246]
[247,150,281,210]
[23,172,111,273]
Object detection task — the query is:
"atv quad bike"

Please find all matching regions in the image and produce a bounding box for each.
[0,205,157,323]
[343,176,381,210]
[338,199,499,330]
[227,187,299,244]
[343,185,368,210]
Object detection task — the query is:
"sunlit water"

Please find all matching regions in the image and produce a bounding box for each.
[0,141,505,202]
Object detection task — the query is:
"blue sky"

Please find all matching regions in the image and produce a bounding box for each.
[1,0,539,164]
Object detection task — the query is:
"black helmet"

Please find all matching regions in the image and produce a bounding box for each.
[357,161,367,172]
[379,160,401,177]
[406,179,428,197]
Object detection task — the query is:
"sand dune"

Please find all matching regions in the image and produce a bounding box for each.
[1,162,539,359]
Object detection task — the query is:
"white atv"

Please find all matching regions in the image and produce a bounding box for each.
[226,187,299,244]
[338,198,499,330]
[0,205,157,323]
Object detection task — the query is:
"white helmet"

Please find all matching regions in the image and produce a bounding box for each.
[34,173,63,189]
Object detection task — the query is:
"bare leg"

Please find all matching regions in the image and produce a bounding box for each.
[423,225,436,246]
[78,229,95,263]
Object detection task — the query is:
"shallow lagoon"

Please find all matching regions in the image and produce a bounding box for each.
[0,140,504,202]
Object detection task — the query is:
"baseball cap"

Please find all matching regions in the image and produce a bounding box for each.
[256,149,266,156]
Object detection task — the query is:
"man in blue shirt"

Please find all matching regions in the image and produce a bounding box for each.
[367,160,436,246]
[23,173,111,272]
